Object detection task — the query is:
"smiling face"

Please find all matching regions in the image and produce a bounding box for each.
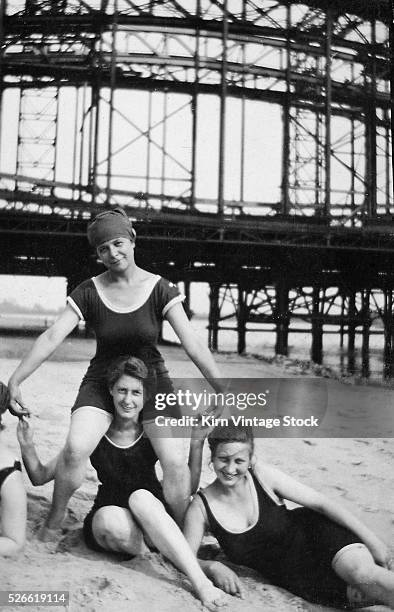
[110,374,144,422]
[96,236,135,272]
[212,441,252,487]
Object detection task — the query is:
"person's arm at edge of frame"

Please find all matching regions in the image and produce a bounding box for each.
[16,419,58,486]
[183,496,246,598]
[0,470,26,556]
[8,305,80,416]
[165,303,224,394]
[188,436,204,495]
[254,461,390,568]
[188,417,216,495]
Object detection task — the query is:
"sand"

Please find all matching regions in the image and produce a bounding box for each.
[0,335,393,612]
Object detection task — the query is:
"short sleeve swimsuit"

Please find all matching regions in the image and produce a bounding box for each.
[83,432,169,552]
[198,470,362,608]
[67,275,185,420]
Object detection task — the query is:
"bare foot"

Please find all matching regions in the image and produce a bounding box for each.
[37,524,63,544]
[195,581,229,610]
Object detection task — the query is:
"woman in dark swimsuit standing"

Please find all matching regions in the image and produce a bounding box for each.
[8,208,223,538]
[184,426,394,609]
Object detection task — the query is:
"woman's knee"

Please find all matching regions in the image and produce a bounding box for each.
[145,434,186,472]
[158,449,187,476]
[61,440,90,467]
[129,489,163,517]
[92,506,133,542]
[65,409,111,464]
[334,545,376,586]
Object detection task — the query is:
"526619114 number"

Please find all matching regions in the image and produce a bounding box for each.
[0,591,69,606]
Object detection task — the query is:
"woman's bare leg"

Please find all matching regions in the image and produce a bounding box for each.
[334,544,394,607]
[42,408,112,538]
[91,506,149,554]
[129,489,227,610]
[143,422,190,527]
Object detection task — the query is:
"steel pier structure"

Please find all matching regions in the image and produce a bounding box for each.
[0,0,392,376]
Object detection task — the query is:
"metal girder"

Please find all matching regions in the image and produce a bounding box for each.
[0,0,392,225]
[4,0,391,24]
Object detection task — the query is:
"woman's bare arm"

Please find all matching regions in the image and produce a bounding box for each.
[166,304,223,393]
[8,305,80,416]
[183,496,246,598]
[17,419,58,485]
[188,438,205,495]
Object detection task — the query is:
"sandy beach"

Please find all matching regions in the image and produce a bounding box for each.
[0,334,393,611]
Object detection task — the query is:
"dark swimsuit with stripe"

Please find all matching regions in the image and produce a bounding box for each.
[0,461,22,490]
[198,470,360,608]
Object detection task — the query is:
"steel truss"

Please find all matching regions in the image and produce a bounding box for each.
[0,0,393,377]
[0,0,391,222]
[207,282,394,377]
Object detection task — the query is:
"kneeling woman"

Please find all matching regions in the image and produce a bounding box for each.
[17,357,226,610]
[184,426,394,609]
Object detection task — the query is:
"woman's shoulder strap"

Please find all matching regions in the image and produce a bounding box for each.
[197,489,210,513]
[250,464,284,506]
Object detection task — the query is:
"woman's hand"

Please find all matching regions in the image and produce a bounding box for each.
[207,561,246,598]
[191,414,215,442]
[16,418,34,449]
[367,538,392,569]
[8,382,30,418]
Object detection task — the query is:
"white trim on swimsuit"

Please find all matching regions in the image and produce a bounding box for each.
[104,431,144,449]
[92,275,161,313]
[71,405,113,420]
[162,294,185,317]
[67,296,84,321]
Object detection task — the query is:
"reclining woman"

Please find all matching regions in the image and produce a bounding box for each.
[0,386,26,556]
[184,425,394,609]
[16,356,226,610]
[8,207,223,535]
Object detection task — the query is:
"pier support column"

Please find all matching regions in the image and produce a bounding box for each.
[347,292,356,374]
[183,279,192,319]
[339,295,345,348]
[361,290,370,378]
[208,283,220,351]
[237,285,247,355]
[275,282,289,356]
[383,289,394,378]
[311,287,323,364]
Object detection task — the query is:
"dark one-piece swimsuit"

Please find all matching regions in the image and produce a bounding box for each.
[0,461,22,490]
[83,433,169,553]
[198,469,361,608]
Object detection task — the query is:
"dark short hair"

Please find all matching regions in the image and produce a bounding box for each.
[208,424,254,457]
[106,356,149,390]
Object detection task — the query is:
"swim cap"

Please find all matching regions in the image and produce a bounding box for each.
[87,208,136,248]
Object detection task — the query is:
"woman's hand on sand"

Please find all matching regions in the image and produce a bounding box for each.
[197,580,230,610]
[368,540,392,569]
[208,561,246,598]
[8,382,30,418]
[16,418,34,449]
